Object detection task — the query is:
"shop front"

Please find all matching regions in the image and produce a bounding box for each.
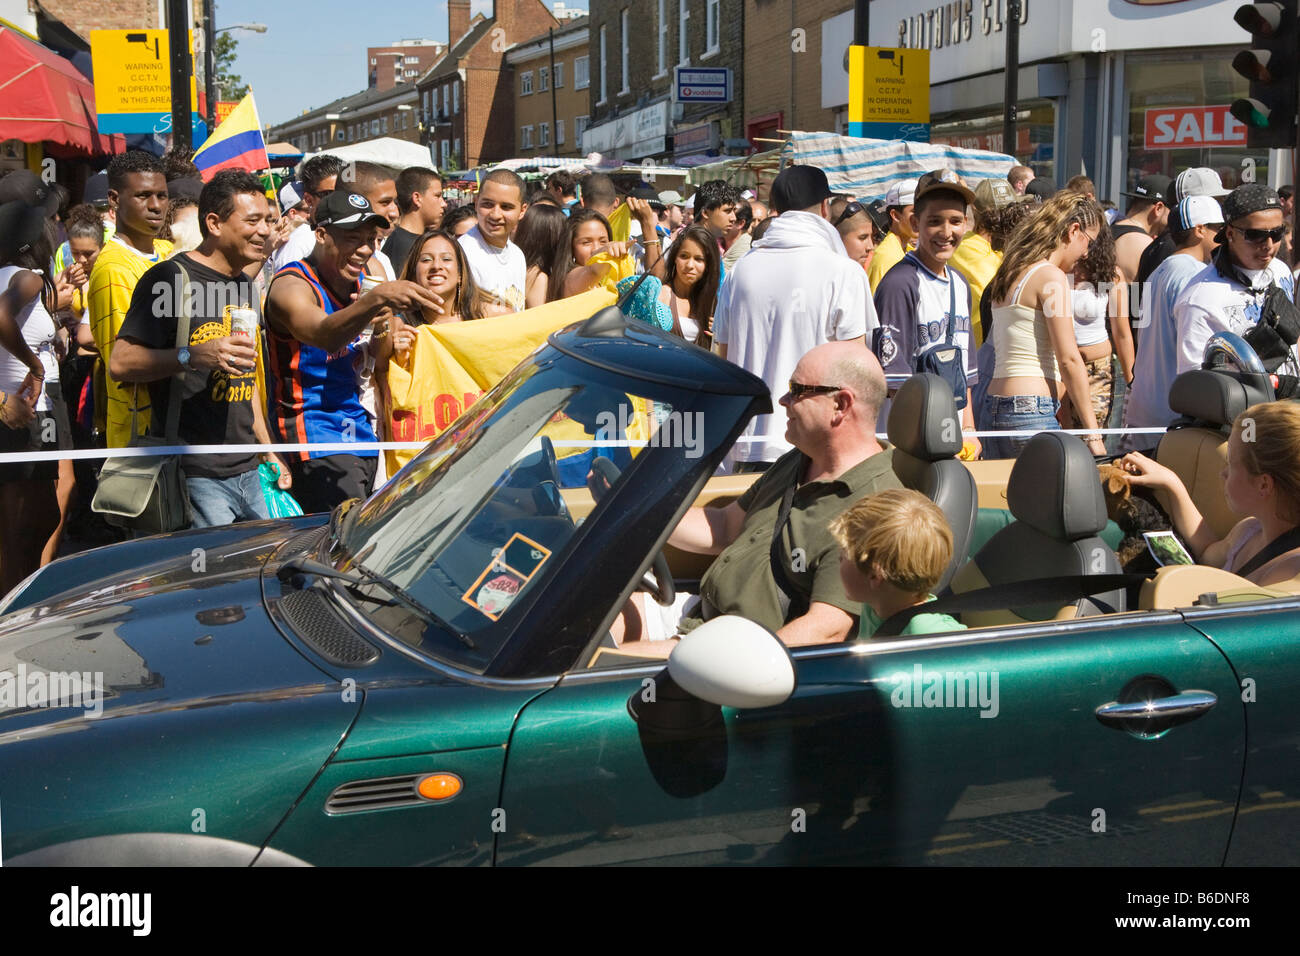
[581,101,671,163]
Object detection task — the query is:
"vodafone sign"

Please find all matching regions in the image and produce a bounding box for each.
[1144,106,1247,150]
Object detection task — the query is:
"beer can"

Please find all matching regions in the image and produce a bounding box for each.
[230,307,259,338]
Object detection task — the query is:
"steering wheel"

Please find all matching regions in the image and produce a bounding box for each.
[589,455,676,607]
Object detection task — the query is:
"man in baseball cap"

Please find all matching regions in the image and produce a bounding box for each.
[768,164,834,214]
[1113,173,1173,323]
[869,177,920,291]
[263,189,438,513]
[1138,168,1232,284]
[1123,195,1227,449]
[1171,182,1296,381]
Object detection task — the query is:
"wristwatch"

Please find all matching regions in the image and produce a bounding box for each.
[177,346,194,371]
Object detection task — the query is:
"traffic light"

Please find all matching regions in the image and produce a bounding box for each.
[1231,1,1298,148]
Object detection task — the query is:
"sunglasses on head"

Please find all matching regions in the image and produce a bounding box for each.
[832,200,865,228]
[787,381,843,399]
[1231,224,1286,244]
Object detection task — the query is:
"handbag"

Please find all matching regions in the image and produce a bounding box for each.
[91,262,194,534]
[913,259,968,409]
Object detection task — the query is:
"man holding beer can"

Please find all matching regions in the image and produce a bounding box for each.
[110,170,294,528]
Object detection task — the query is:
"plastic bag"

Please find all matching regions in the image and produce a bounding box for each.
[259,462,303,518]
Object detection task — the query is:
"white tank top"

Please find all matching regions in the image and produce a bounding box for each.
[0,265,57,411]
[1071,285,1111,348]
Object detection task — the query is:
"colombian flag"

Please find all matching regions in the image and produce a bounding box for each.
[192,92,270,181]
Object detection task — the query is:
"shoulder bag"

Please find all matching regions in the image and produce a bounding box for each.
[91,262,195,534]
[913,259,968,408]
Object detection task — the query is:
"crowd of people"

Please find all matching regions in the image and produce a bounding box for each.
[3,147,1300,637]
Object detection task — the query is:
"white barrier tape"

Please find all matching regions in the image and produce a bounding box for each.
[0,426,1173,464]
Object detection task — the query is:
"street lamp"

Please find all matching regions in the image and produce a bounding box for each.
[204,13,269,130]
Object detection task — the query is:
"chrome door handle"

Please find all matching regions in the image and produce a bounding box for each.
[1095,690,1217,727]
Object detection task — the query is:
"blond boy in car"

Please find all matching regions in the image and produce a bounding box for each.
[830,488,966,639]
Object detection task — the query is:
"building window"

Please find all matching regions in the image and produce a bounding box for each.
[598,27,607,103]
[539,66,549,91]
[453,138,461,167]
[620,10,629,94]
[554,62,563,88]
[381,115,388,134]
[539,121,550,146]
[522,70,534,95]
[657,0,667,76]
[678,0,689,65]
[441,140,450,169]
[453,81,460,113]
[521,125,534,149]
[575,114,589,148]
[424,90,431,113]
[556,118,565,144]
[372,119,380,136]
[574,55,589,90]
[370,57,377,65]
[705,0,720,55]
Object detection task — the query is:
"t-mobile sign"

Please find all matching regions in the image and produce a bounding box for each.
[1144,106,1247,150]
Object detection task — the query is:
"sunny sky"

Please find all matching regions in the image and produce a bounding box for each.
[213,0,586,128]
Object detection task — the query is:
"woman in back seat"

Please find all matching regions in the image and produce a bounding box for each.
[1119,401,1300,586]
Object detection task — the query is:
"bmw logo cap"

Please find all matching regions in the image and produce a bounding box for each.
[313,191,389,229]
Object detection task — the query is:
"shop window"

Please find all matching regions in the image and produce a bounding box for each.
[1124,51,1270,196]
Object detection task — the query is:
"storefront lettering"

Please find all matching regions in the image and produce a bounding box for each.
[1144,106,1247,150]
[899,0,1025,49]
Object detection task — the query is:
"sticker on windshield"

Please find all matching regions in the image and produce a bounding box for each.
[462,533,552,621]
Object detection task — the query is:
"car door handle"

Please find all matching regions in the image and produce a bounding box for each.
[1095,690,1218,728]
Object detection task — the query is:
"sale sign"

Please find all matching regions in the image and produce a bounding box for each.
[1144,106,1247,150]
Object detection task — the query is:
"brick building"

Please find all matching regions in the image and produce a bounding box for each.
[505,17,588,158]
[584,0,745,164]
[743,0,851,146]
[268,83,422,153]
[368,39,446,92]
[417,0,560,171]
[31,0,204,38]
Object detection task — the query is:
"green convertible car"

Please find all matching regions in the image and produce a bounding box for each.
[0,308,1296,866]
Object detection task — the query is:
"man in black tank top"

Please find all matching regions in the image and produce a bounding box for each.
[1137,168,1231,286]
[1113,174,1171,333]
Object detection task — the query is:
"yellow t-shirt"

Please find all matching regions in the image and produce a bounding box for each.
[950,232,1001,346]
[867,232,912,294]
[87,236,174,446]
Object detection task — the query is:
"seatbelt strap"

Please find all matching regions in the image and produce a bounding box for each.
[1235,526,1300,579]
[873,573,1147,637]
[769,455,811,622]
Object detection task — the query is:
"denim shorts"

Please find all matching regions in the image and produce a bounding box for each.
[984,394,1060,460]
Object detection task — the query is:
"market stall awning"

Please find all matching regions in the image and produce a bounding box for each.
[0,25,121,155]
[266,142,304,167]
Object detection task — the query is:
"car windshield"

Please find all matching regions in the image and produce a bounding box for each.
[334,353,723,673]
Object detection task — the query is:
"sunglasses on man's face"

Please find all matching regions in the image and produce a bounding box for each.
[787,381,843,400]
[832,201,865,228]
[1231,224,1286,244]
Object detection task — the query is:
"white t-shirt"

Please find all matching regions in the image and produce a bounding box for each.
[1071,285,1111,348]
[713,211,874,463]
[1124,253,1205,434]
[458,225,526,313]
[0,265,57,411]
[271,222,317,274]
[1173,255,1298,376]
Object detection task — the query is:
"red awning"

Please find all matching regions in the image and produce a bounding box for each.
[0,25,123,155]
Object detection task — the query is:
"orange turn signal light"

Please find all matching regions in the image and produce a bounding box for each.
[417,772,463,801]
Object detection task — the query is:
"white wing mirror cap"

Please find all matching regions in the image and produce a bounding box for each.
[668,615,796,709]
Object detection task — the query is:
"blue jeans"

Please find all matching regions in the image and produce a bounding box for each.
[186,469,269,528]
[984,394,1060,460]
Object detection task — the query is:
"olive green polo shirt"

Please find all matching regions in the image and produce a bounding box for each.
[680,446,902,634]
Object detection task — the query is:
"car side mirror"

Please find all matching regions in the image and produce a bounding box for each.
[668,615,797,709]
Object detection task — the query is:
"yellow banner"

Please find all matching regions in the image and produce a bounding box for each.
[384,289,616,473]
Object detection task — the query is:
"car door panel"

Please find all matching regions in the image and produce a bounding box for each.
[497,615,1243,865]
[1182,601,1300,866]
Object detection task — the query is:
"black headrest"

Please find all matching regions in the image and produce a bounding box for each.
[1169,369,1273,427]
[886,374,962,461]
[1008,432,1107,540]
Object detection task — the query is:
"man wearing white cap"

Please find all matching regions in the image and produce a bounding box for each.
[866,178,918,293]
[1121,195,1225,450]
[1137,167,1230,286]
